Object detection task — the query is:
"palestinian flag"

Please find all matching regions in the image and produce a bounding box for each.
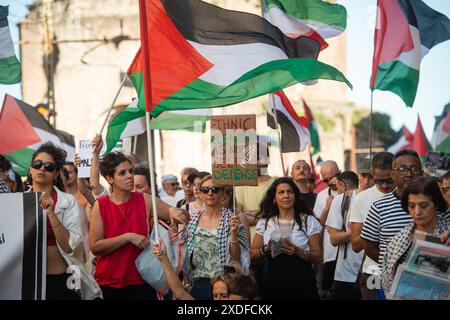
[413,115,432,162]
[261,0,347,45]
[385,125,414,154]
[267,90,310,153]
[370,0,450,107]
[303,99,320,155]
[133,0,351,116]
[0,95,75,175]
[105,98,212,153]
[0,5,21,84]
[432,103,450,153]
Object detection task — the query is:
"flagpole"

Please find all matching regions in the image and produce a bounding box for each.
[145,112,160,244]
[99,75,128,135]
[369,90,374,158]
[271,94,286,175]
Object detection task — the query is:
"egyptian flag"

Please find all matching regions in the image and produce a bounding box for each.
[0,193,46,300]
[132,0,351,116]
[385,125,414,154]
[0,95,75,175]
[431,103,450,153]
[267,90,310,153]
[370,0,450,107]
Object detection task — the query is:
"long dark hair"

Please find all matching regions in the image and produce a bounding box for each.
[258,177,313,231]
[26,142,67,191]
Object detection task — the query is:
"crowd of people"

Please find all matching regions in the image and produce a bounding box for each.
[1,136,449,301]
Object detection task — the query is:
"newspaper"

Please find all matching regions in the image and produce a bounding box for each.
[387,233,450,300]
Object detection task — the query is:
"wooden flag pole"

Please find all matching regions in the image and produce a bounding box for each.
[369,90,374,158]
[271,93,286,175]
[146,112,160,244]
[99,75,128,135]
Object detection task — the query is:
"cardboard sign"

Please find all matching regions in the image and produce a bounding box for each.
[210,114,258,186]
[78,139,93,178]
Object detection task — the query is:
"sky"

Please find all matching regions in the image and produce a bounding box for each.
[1,0,450,140]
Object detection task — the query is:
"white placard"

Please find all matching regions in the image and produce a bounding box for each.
[78,139,93,178]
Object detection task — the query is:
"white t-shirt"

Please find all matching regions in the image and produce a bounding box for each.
[313,187,339,263]
[348,185,386,275]
[326,191,363,283]
[256,215,322,250]
[160,190,184,207]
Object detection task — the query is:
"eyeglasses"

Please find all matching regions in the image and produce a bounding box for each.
[393,166,422,175]
[31,160,57,172]
[200,186,224,194]
[374,178,395,186]
[169,182,179,187]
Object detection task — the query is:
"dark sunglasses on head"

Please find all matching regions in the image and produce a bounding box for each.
[31,160,57,172]
[200,186,224,194]
[374,178,395,186]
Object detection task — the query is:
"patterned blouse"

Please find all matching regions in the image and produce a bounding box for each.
[191,226,222,280]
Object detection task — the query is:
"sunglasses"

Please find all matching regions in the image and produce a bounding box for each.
[374,178,395,186]
[323,173,340,184]
[200,186,224,194]
[31,160,57,172]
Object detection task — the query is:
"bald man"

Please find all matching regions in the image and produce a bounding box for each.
[313,160,341,298]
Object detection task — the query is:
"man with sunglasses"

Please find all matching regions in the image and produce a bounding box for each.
[160,174,184,207]
[313,160,340,299]
[349,152,395,300]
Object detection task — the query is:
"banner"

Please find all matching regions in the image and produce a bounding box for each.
[0,193,46,300]
[78,139,93,178]
[210,115,258,186]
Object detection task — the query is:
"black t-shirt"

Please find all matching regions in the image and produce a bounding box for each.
[299,192,317,212]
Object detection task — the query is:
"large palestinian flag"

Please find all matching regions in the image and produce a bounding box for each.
[0,95,75,175]
[133,0,351,116]
[370,0,450,107]
[0,5,21,84]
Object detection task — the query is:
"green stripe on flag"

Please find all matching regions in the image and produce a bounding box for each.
[150,112,210,132]
[0,55,21,84]
[373,60,420,108]
[5,147,35,176]
[436,136,450,153]
[147,58,351,117]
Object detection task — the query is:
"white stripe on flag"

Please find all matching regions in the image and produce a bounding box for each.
[0,26,15,59]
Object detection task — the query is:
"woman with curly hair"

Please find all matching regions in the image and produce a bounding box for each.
[27,142,100,300]
[251,177,322,300]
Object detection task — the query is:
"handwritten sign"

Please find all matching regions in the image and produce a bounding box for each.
[78,139,93,178]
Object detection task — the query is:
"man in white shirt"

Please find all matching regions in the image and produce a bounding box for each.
[313,160,340,298]
[326,166,374,300]
[160,174,184,207]
[349,152,395,300]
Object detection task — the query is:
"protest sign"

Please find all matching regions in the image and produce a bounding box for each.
[0,193,46,300]
[210,115,258,186]
[78,139,93,178]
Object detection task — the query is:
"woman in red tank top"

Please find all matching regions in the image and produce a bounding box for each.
[89,152,167,299]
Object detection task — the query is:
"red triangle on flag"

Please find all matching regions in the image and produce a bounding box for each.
[413,116,430,157]
[0,95,41,154]
[137,0,214,112]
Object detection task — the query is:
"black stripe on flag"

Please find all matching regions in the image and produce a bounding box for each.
[0,5,9,28]
[268,110,301,153]
[161,0,320,60]
[397,0,450,50]
[13,96,56,133]
[21,193,38,300]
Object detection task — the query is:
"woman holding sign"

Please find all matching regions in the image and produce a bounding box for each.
[89,151,189,300]
[251,177,322,300]
[27,142,101,300]
[182,175,250,300]
[382,177,450,294]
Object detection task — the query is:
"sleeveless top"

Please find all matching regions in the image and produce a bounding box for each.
[46,192,58,246]
[95,192,148,288]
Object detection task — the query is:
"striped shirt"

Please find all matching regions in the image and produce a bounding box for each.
[362,191,450,269]
[361,192,410,268]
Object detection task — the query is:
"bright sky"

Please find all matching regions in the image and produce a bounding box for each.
[1,0,449,140]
